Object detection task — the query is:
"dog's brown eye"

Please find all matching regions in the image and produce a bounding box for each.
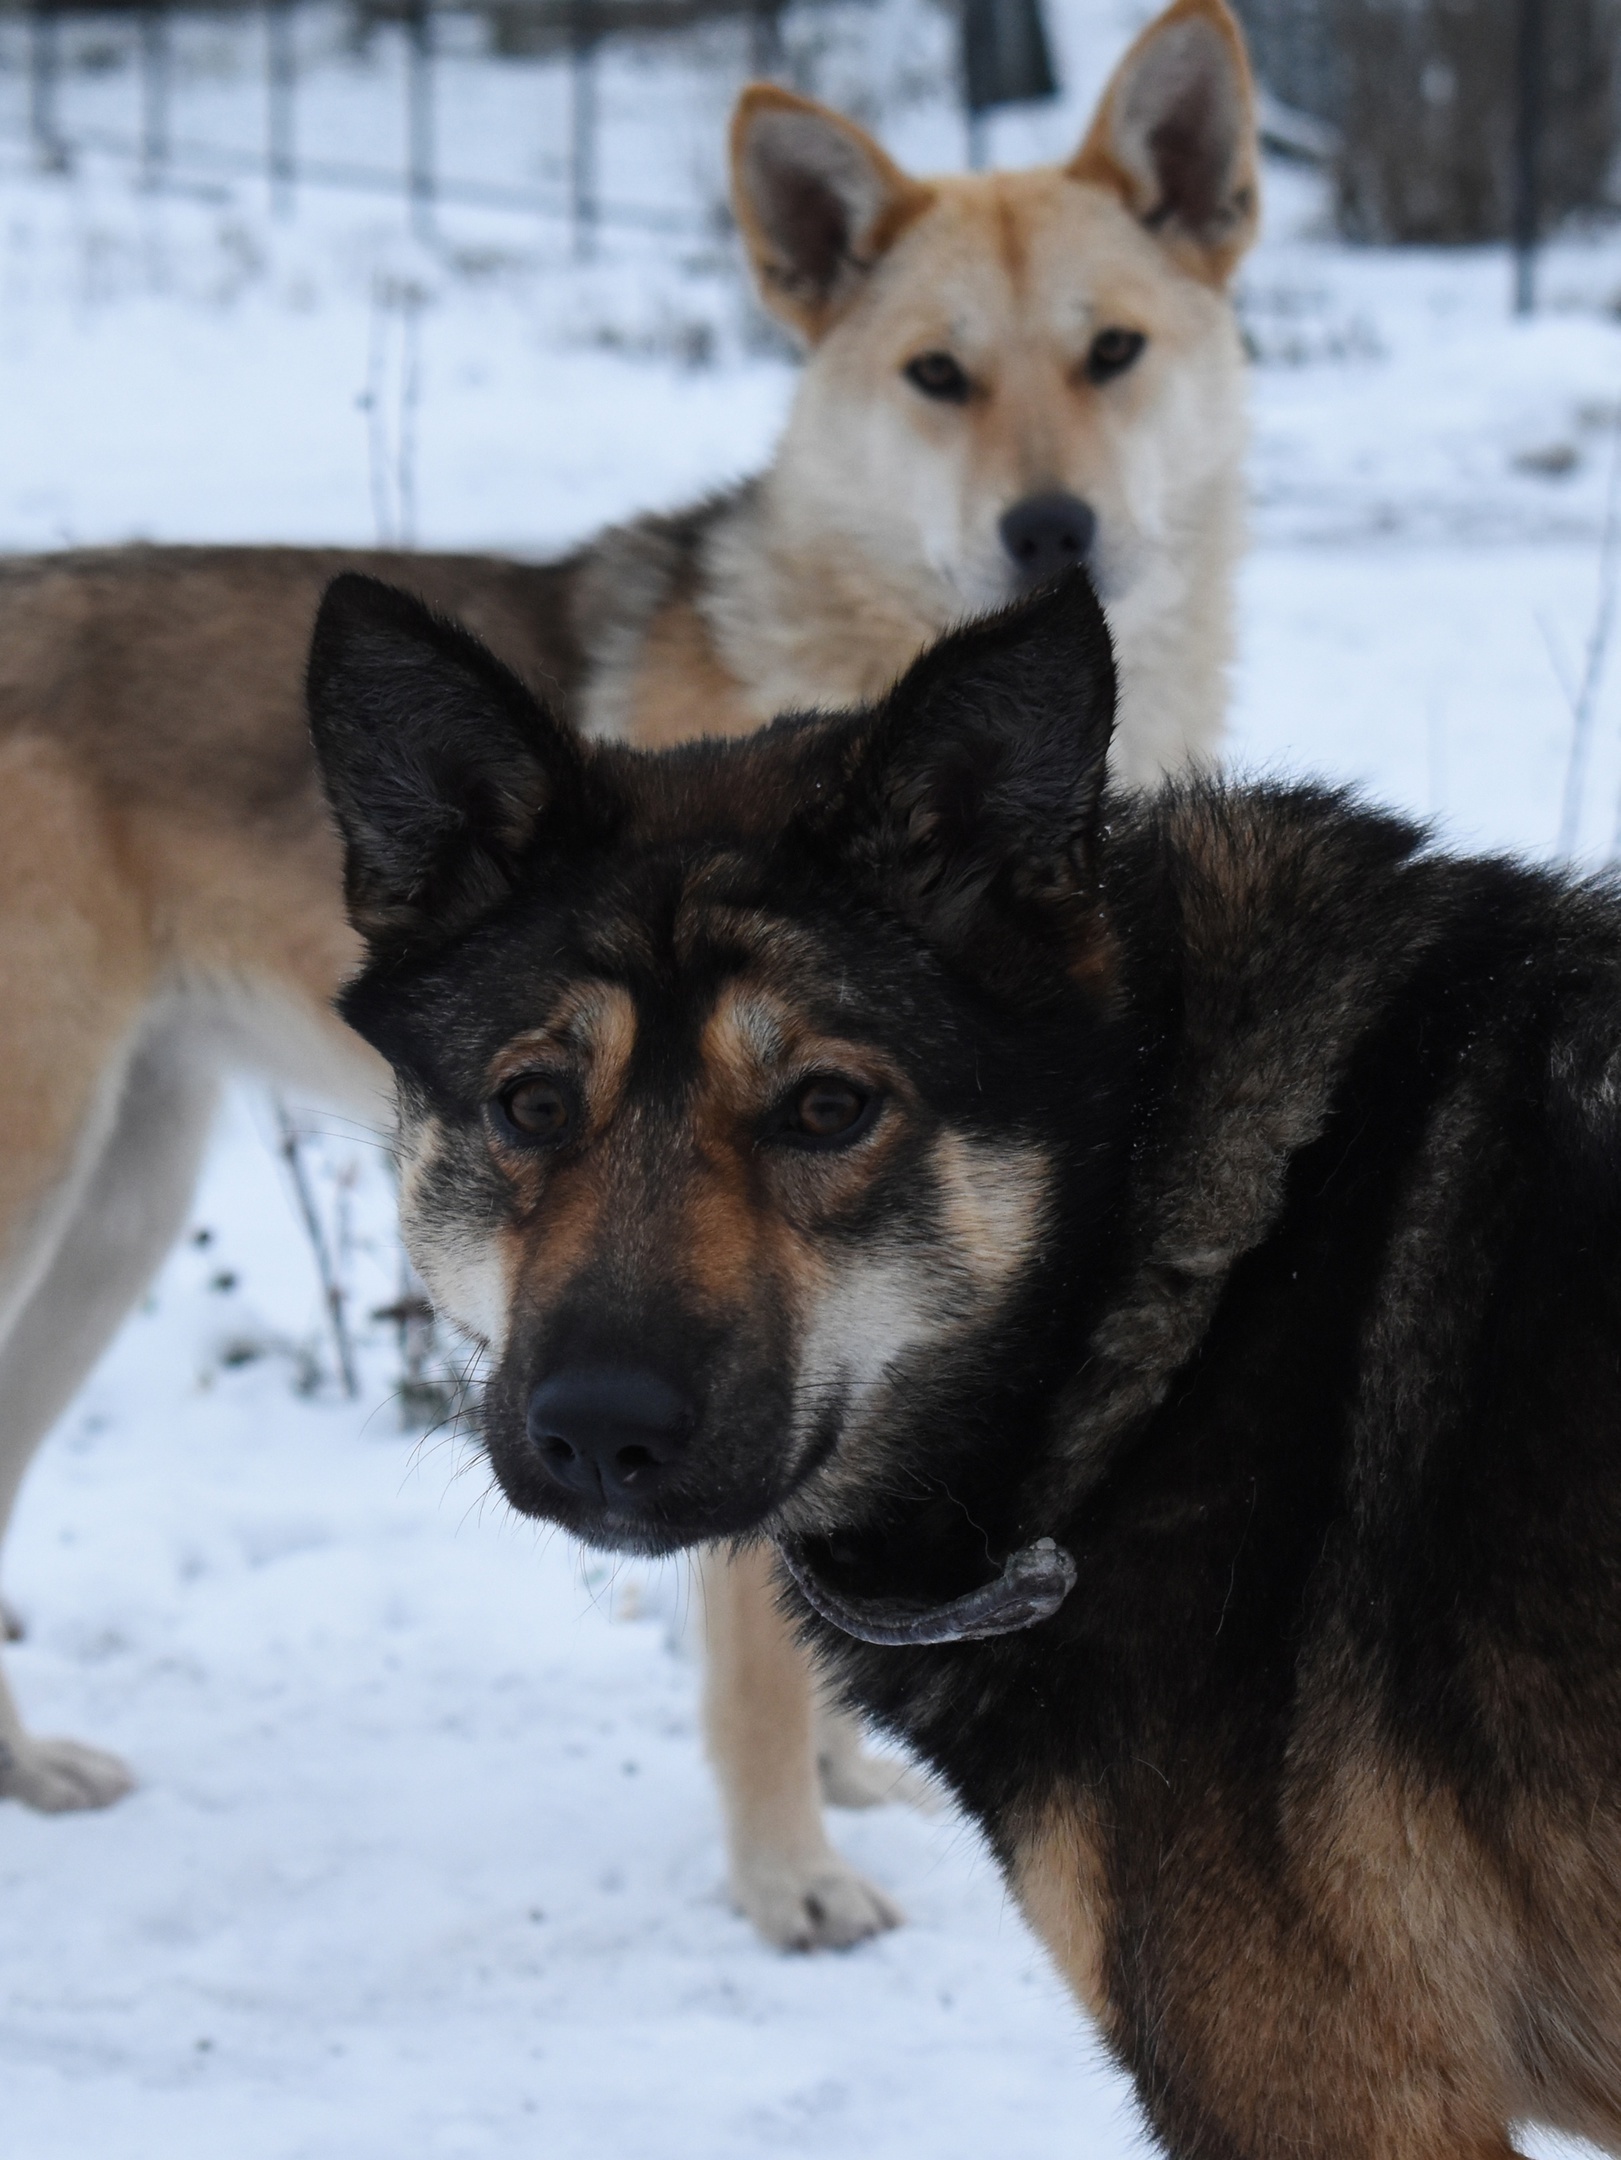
[1085,327,1146,384]
[1084,324,1149,384]
[904,351,973,404]
[775,1078,876,1150]
[495,1075,575,1146]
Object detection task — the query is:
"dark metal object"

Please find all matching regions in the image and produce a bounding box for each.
[962,0,1057,169]
[570,0,598,261]
[962,0,1057,111]
[1227,0,1343,131]
[405,0,434,240]
[267,0,296,218]
[1513,0,1543,314]
[139,4,169,189]
[28,0,67,174]
[779,1535,1078,1647]
[747,0,781,74]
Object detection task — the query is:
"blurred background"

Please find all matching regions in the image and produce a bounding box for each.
[1,4,1619,2156]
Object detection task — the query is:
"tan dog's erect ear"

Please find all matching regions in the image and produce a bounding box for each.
[1069,0,1259,284]
[730,85,932,342]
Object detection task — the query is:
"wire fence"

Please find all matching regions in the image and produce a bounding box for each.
[1,0,864,250]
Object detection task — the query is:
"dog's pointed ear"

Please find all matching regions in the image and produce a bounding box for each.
[731,84,932,343]
[307,574,592,952]
[1068,0,1258,285]
[834,571,1117,988]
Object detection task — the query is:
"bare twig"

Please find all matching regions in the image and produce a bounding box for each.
[273,1095,359,1399]
[397,284,422,550]
[364,281,394,546]
[363,277,426,550]
[1553,403,1621,858]
[373,1250,450,1431]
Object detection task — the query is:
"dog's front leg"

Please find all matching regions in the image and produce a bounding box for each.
[812,1679,936,1812]
[699,1542,903,1950]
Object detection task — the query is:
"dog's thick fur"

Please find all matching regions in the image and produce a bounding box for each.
[0,0,1257,1951]
[312,565,1621,2159]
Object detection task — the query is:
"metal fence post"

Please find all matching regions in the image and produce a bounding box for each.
[962,0,1058,173]
[267,0,296,219]
[1512,0,1543,315]
[139,3,171,192]
[748,0,782,77]
[570,0,598,262]
[29,0,67,174]
[406,0,435,243]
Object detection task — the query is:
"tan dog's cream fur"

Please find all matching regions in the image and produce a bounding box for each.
[0,0,1257,1951]
[599,0,1257,781]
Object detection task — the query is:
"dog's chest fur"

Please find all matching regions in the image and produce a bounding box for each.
[567,469,1238,783]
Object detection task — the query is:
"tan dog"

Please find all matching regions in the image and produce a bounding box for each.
[0,0,1257,1952]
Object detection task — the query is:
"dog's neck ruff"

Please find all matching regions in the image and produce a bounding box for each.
[778,1536,1077,1645]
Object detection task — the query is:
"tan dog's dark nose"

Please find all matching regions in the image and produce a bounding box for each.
[526,1368,694,1507]
[999,492,1096,585]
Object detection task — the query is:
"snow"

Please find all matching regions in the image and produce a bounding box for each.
[1,16,1619,2157]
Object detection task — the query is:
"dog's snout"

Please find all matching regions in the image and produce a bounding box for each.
[999,492,1096,584]
[525,1367,694,1508]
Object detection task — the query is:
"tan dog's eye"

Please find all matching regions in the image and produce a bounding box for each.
[1085,327,1146,384]
[769,1077,878,1151]
[903,351,973,404]
[493,1074,577,1147]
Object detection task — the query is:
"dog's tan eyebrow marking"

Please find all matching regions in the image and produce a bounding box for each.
[699,984,901,1115]
[701,985,792,1091]
[490,980,638,1131]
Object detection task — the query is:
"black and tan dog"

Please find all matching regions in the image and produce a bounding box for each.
[311,565,1621,2158]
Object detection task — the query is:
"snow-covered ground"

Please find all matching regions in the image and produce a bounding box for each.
[2,9,1620,2154]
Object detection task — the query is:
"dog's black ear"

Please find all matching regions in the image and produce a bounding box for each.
[308,573,590,950]
[731,85,931,342]
[835,570,1117,986]
[1069,0,1258,285]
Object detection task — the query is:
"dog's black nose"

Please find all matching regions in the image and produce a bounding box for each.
[525,1367,693,1508]
[999,492,1096,584]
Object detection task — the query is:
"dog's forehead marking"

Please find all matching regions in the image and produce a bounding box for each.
[993,182,1031,294]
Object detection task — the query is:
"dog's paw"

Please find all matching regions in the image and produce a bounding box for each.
[818,1741,939,1813]
[0,1735,136,1813]
[733,1853,904,1952]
